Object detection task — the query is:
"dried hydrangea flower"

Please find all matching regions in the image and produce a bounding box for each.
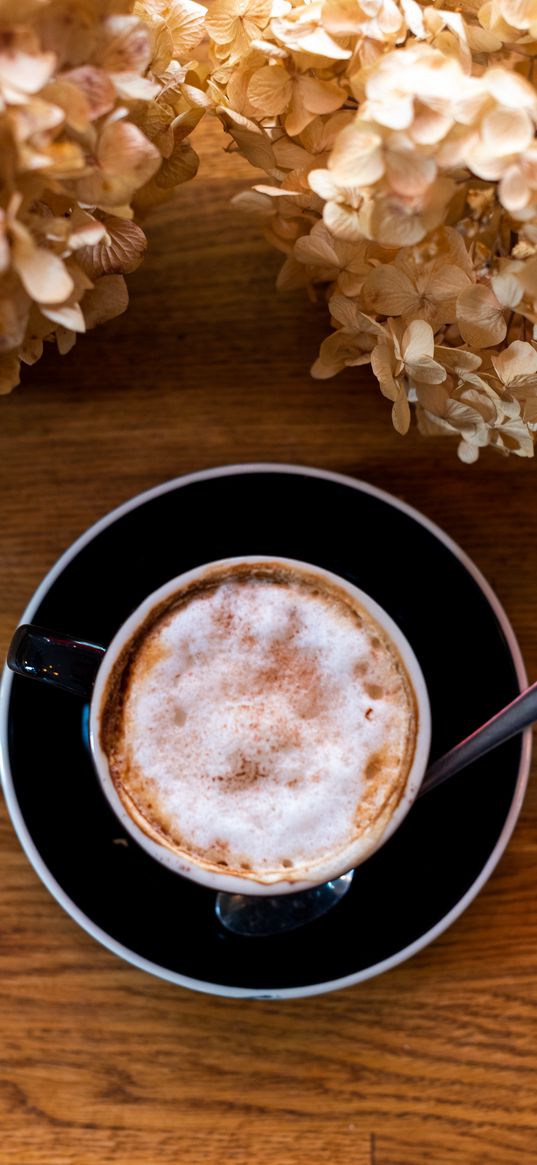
[0,0,207,394]
[207,0,537,458]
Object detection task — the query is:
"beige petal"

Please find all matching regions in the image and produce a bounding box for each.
[491,270,523,310]
[329,123,385,187]
[0,45,55,94]
[254,185,301,198]
[445,398,490,442]
[68,210,109,251]
[19,331,44,367]
[322,0,365,34]
[56,327,77,356]
[458,439,480,463]
[385,151,436,198]
[77,217,147,278]
[493,418,534,457]
[521,399,537,424]
[285,87,313,138]
[40,80,91,134]
[497,0,537,30]
[273,137,312,169]
[499,167,530,213]
[217,108,277,172]
[206,1,242,43]
[371,341,398,391]
[359,198,427,248]
[142,17,174,74]
[485,66,537,110]
[245,0,273,25]
[0,347,20,393]
[62,67,116,121]
[82,275,129,330]
[155,0,207,56]
[415,382,449,413]
[412,107,453,147]
[481,107,533,158]
[392,395,411,435]
[0,352,20,395]
[181,85,213,112]
[98,120,161,182]
[299,75,346,116]
[434,346,482,374]
[76,121,161,206]
[98,15,153,74]
[248,65,293,115]
[41,302,86,332]
[271,19,351,58]
[114,74,160,101]
[440,227,474,273]
[323,200,364,242]
[416,405,454,438]
[301,110,354,155]
[492,340,537,384]
[276,255,308,291]
[363,265,416,317]
[32,139,87,178]
[405,355,447,384]
[35,1,99,68]
[365,95,415,132]
[458,385,499,424]
[0,289,29,352]
[232,189,275,216]
[457,284,507,349]
[295,223,340,268]
[514,256,537,297]
[154,139,199,188]
[465,23,503,51]
[329,294,385,333]
[401,0,426,34]
[426,265,471,317]
[308,169,341,201]
[311,329,368,378]
[7,97,64,148]
[402,318,435,361]
[13,238,74,305]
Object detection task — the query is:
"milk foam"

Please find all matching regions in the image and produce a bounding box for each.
[106,571,415,878]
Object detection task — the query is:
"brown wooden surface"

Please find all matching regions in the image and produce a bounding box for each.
[1,115,537,1165]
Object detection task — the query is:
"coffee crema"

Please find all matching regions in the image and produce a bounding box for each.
[100,562,418,884]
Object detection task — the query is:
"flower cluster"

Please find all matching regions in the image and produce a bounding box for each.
[0,0,207,394]
[206,0,537,458]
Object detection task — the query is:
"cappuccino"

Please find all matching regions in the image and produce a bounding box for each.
[100,561,418,886]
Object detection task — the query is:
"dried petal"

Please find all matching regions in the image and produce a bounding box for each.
[77,216,147,277]
[76,120,161,207]
[82,274,129,329]
[13,237,74,305]
[457,285,507,349]
[0,351,20,395]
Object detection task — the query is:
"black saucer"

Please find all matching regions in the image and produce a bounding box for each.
[0,466,530,998]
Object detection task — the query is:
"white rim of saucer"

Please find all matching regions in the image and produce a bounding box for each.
[0,463,531,1001]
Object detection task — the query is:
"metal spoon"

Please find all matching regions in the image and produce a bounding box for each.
[420,678,537,796]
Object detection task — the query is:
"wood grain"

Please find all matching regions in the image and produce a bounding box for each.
[1,114,536,1165]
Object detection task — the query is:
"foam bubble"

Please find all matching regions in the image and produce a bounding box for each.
[105,570,416,878]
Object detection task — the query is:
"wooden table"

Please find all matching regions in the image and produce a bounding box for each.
[1,116,537,1165]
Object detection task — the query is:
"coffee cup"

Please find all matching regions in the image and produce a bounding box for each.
[8,556,431,896]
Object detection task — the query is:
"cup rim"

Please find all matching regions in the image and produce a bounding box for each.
[89,554,432,896]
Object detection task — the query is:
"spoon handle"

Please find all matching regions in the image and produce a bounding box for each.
[420,680,537,797]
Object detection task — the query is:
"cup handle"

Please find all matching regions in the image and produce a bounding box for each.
[7,625,106,699]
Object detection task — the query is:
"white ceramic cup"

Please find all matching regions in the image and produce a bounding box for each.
[84,556,432,895]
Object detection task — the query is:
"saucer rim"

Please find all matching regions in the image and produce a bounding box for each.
[0,462,531,1001]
